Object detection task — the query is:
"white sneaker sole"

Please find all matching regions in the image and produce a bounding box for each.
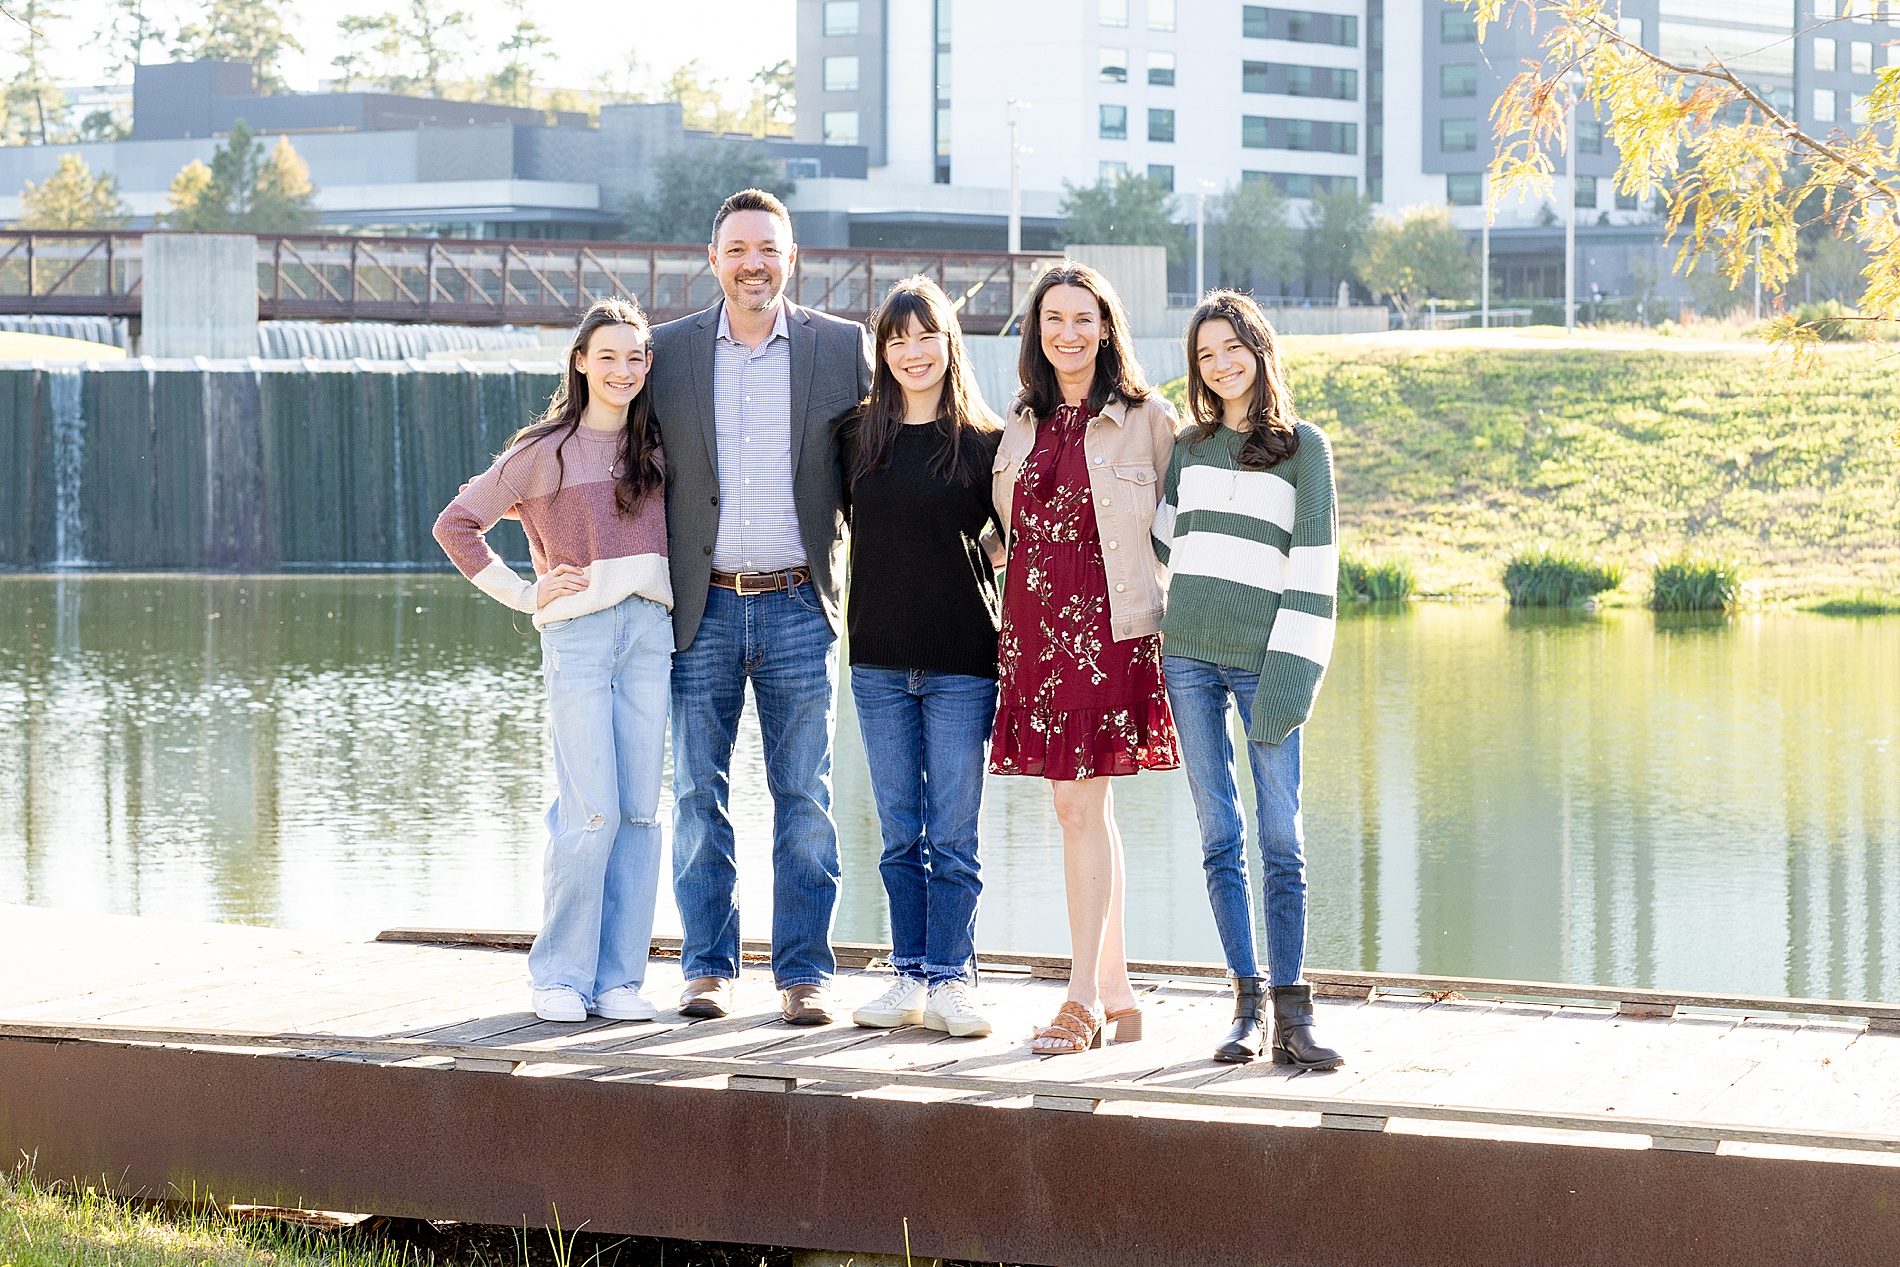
[922,1010,993,1038]
[532,999,587,1023]
[592,1004,658,1022]
[853,1007,925,1028]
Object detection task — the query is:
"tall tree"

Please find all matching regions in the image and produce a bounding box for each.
[621,144,794,244]
[92,0,167,82]
[749,59,794,138]
[5,0,71,147]
[1205,178,1299,292]
[1060,173,1185,260]
[330,13,401,92]
[17,153,133,228]
[172,0,302,94]
[1355,206,1478,326]
[661,60,745,134]
[1465,0,1900,356]
[159,120,319,230]
[486,0,549,107]
[400,0,470,98]
[1302,185,1373,299]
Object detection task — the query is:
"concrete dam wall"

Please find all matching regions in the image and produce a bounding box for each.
[0,360,560,569]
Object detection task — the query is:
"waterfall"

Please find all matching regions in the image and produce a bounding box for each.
[49,367,86,567]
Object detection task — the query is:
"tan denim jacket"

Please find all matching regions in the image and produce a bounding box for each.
[991,392,1182,641]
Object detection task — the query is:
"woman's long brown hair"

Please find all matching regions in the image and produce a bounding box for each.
[1016,262,1151,418]
[503,298,664,515]
[847,275,1000,489]
[1182,289,1301,470]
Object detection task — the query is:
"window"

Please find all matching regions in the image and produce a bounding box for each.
[1814,37,1837,71]
[783,157,822,180]
[1100,159,1129,182]
[1147,162,1174,190]
[1100,0,1128,26]
[1243,6,1357,44]
[1852,40,1874,72]
[1100,103,1128,139]
[1574,175,1598,208]
[1813,87,1838,120]
[1851,92,1870,121]
[1148,107,1175,142]
[1243,115,1271,147]
[1891,43,1900,68]
[1148,0,1176,30]
[1447,172,1482,204]
[1244,60,1272,93]
[1370,68,1383,104]
[1617,17,1644,44]
[1441,63,1478,96]
[1246,62,1357,98]
[1243,117,1357,152]
[936,0,952,42]
[1442,8,1478,42]
[936,52,951,102]
[822,110,859,145]
[1368,121,1383,158]
[936,107,951,154]
[1578,118,1602,153]
[1441,118,1479,151]
[822,0,859,36]
[1246,170,1355,197]
[823,56,859,92]
[1148,51,1176,86]
[1615,188,1639,210]
[1099,46,1128,82]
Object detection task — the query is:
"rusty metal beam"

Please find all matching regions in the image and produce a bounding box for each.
[2,1037,1894,1267]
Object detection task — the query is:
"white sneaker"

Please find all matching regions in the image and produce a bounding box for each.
[923,979,992,1038]
[852,976,928,1028]
[531,986,588,1023]
[591,985,658,1021]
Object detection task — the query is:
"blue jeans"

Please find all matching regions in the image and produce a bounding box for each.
[1162,655,1308,985]
[528,596,673,1000]
[671,578,841,988]
[850,667,998,985]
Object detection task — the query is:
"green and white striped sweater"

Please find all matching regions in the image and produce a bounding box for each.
[1151,421,1337,746]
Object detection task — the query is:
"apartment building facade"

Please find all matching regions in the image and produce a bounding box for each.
[793,0,1895,301]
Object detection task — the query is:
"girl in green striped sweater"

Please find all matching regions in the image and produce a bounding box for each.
[1152,291,1342,1069]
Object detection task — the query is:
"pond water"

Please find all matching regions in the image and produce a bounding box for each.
[2,574,1895,1002]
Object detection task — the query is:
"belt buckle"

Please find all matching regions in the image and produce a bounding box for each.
[733,570,772,596]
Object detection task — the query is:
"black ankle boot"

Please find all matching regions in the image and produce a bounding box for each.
[1271,983,1343,1070]
[1213,975,1267,1063]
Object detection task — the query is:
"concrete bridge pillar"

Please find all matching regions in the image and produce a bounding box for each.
[140,232,258,358]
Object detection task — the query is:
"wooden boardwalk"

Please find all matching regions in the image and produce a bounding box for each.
[4,904,1898,1266]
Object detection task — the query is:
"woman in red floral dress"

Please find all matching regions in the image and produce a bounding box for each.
[989,263,1181,1054]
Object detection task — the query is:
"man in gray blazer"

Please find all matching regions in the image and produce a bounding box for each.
[646,188,872,1026]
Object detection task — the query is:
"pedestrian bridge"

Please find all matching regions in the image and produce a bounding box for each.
[0,231,1057,333]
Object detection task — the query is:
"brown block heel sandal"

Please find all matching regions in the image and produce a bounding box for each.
[1105,1005,1143,1043]
[1032,1001,1104,1054]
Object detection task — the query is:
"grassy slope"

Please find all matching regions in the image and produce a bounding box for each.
[1164,337,1900,601]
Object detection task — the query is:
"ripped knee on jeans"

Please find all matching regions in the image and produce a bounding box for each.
[583,813,608,831]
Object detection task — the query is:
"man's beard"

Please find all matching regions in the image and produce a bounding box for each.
[725,276,784,312]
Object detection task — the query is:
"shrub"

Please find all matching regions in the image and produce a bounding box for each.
[1806,589,1900,616]
[1338,553,1417,601]
[1650,554,1746,611]
[1501,549,1625,606]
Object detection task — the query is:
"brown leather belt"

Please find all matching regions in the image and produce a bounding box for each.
[709,566,812,596]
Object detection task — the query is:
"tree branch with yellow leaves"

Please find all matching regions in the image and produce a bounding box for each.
[1466,0,1900,368]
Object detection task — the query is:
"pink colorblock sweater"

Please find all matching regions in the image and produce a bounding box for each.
[433,425,671,628]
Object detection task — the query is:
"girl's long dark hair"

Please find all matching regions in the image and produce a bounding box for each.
[1183,289,1301,470]
[846,275,1000,489]
[1016,262,1151,418]
[502,298,663,515]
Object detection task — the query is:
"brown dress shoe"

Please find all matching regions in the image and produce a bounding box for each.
[780,983,835,1026]
[679,976,734,1019]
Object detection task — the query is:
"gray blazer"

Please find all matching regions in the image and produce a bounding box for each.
[648,299,872,652]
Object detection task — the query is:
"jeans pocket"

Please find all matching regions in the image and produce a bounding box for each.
[787,578,826,616]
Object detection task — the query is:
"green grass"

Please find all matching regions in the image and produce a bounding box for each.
[1806,589,1900,616]
[1158,339,1900,601]
[1338,552,1417,601]
[1502,549,1626,606]
[1650,553,1746,611]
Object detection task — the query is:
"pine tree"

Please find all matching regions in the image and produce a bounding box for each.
[250,135,315,230]
[17,153,133,228]
[4,0,72,147]
[486,0,549,108]
[159,159,226,230]
[91,0,166,83]
[159,122,319,232]
[172,0,302,94]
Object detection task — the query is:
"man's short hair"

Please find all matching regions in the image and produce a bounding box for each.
[711,188,794,246]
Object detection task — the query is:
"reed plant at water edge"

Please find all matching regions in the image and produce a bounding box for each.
[1650,554,1746,611]
[1501,550,1625,606]
[1338,553,1417,602]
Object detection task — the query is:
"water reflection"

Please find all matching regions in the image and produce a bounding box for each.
[1,576,1894,1001]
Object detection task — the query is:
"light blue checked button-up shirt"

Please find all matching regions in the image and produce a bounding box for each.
[710,300,807,574]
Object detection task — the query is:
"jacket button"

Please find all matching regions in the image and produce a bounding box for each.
[703,546,712,555]
[1115,583,1126,592]
[711,495,719,505]
[1107,540,1118,550]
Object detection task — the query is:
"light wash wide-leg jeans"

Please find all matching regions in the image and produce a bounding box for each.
[528,595,673,1002]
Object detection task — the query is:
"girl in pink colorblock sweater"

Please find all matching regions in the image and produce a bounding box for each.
[434,299,672,1024]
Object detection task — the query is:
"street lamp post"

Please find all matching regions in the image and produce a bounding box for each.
[1481,168,1491,329]
[1565,102,1577,331]
[1194,178,1218,300]
[1006,100,1029,254]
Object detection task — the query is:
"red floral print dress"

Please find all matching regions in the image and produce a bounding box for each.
[989,403,1179,780]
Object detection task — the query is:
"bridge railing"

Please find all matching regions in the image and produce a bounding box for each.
[0,231,1062,334]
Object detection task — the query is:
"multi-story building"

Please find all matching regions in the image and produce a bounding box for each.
[793,0,1895,304]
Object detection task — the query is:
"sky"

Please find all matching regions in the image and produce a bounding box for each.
[43,0,798,101]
